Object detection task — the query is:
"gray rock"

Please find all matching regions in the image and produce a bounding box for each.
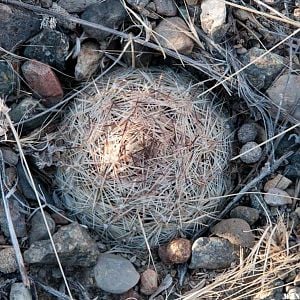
[240,141,262,164]
[237,123,257,144]
[29,211,56,244]
[81,0,128,41]
[94,253,140,294]
[154,0,177,16]
[50,3,77,31]
[40,0,53,9]
[230,206,260,225]
[0,4,40,53]
[288,287,300,300]
[0,61,19,96]
[9,97,47,132]
[264,187,292,206]
[10,283,32,300]
[23,29,69,71]
[211,218,255,248]
[1,147,18,166]
[239,47,286,90]
[0,194,27,238]
[189,237,237,269]
[267,74,300,122]
[127,0,158,18]
[0,247,17,274]
[24,222,99,267]
[57,0,98,13]
[154,17,194,54]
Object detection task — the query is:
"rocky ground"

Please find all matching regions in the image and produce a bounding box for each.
[0,0,299,299]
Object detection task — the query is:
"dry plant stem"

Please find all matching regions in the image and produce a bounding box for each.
[0,101,74,299]
[0,151,30,287]
[193,150,294,239]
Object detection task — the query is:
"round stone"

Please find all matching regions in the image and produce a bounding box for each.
[237,123,258,144]
[240,142,262,164]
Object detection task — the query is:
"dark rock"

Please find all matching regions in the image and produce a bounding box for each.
[0,193,27,238]
[0,60,19,96]
[94,253,140,294]
[1,147,18,166]
[57,0,98,13]
[239,47,286,90]
[23,29,69,71]
[29,210,56,244]
[10,283,32,300]
[21,60,64,107]
[24,222,100,267]
[237,123,257,144]
[154,0,177,16]
[9,97,47,131]
[0,4,40,53]
[230,206,260,225]
[40,0,53,8]
[81,0,128,41]
[211,218,255,248]
[189,237,237,269]
[123,42,152,68]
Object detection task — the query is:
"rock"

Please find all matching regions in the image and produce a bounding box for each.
[10,283,32,300]
[264,187,292,206]
[0,61,19,96]
[24,222,99,267]
[9,97,47,131]
[21,60,64,107]
[1,147,18,166]
[162,238,191,264]
[285,151,300,179]
[0,247,17,273]
[51,212,69,225]
[288,287,300,300]
[211,218,255,248]
[154,17,194,54]
[189,237,237,269]
[0,4,40,53]
[266,74,300,121]
[200,0,227,41]
[0,195,27,238]
[186,0,200,5]
[158,244,171,264]
[239,47,286,90]
[23,29,69,71]
[127,0,158,18]
[94,253,140,294]
[75,41,103,81]
[40,0,52,8]
[57,0,98,13]
[230,206,260,225]
[294,8,300,21]
[49,3,77,31]
[5,167,17,188]
[239,141,262,164]
[81,0,128,41]
[140,269,158,295]
[29,211,56,244]
[120,290,141,300]
[237,123,258,144]
[253,279,284,300]
[154,0,177,16]
[264,174,292,192]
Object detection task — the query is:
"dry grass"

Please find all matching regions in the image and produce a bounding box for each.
[183,214,300,300]
[54,68,232,248]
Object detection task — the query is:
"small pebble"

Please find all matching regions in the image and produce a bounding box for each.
[264,174,292,192]
[40,0,52,8]
[154,0,177,16]
[264,187,292,206]
[236,47,247,55]
[211,218,255,248]
[0,247,17,273]
[21,60,64,107]
[94,253,140,294]
[120,290,141,300]
[237,123,258,144]
[239,141,262,164]
[10,282,32,300]
[140,269,158,295]
[154,17,194,54]
[189,237,237,269]
[230,206,260,225]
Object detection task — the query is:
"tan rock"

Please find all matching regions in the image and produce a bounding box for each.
[154,17,194,54]
[211,218,255,248]
[140,269,158,295]
[264,174,292,192]
[0,247,17,273]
